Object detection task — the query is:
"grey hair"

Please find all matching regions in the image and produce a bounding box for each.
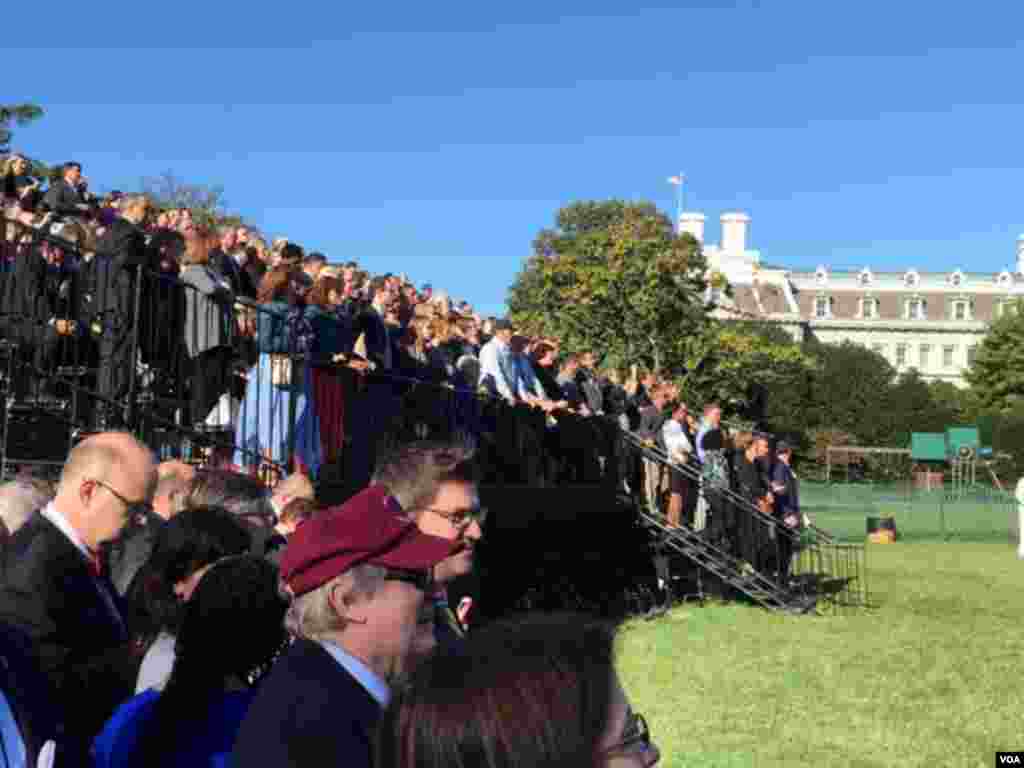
[0,481,51,535]
[371,435,477,514]
[284,564,387,641]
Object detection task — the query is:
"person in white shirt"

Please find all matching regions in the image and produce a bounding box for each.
[478,320,520,404]
[1015,476,1024,559]
[661,403,693,528]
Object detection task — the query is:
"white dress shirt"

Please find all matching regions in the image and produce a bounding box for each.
[319,640,390,708]
[478,337,519,402]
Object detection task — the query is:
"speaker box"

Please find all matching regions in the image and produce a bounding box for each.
[2,405,72,463]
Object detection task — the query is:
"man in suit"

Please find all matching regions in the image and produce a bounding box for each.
[232,485,453,768]
[41,162,93,219]
[0,431,157,760]
[209,226,257,299]
[371,439,484,649]
[94,195,153,428]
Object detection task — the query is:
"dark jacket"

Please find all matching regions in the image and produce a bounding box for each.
[771,461,800,517]
[41,179,89,218]
[95,217,147,328]
[735,455,768,503]
[209,249,257,300]
[0,514,133,757]
[231,639,381,768]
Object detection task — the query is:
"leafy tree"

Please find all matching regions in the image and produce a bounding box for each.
[0,104,43,151]
[508,200,709,374]
[804,340,896,445]
[681,323,815,426]
[965,299,1024,412]
[140,171,246,230]
[880,369,956,447]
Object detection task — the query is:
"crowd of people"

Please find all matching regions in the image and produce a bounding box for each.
[0,152,815,766]
[0,431,660,768]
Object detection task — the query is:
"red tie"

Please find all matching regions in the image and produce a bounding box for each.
[87,550,102,578]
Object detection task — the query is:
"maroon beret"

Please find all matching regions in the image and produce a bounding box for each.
[280,485,453,597]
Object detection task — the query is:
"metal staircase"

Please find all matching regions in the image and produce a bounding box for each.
[620,429,867,614]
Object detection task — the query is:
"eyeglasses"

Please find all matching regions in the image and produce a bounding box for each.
[423,506,488,530]
[382,568,433,592]
[90,478,152,527]
[601,710,652,758]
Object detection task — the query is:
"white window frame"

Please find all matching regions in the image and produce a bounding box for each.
[814,295,832,319]
[919,344,931,369]
[861,296,879,319]
[943,346,955,368]
[952,300,969,321]
[967,346,978,366]
[906,297,926,320]
[896,344,908,367]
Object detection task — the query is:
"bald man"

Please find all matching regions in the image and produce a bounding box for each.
[0,431,156,757]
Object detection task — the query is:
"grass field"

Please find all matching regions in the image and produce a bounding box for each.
[618,542,1024,767]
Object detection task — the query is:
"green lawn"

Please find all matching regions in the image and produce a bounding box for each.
[618,542,1024,767]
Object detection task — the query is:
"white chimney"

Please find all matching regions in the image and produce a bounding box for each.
[1017,234,1024,274]
[721,212,751,253]
[678,212,705,243]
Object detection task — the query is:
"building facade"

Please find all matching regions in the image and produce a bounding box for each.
[683,211,1024,387]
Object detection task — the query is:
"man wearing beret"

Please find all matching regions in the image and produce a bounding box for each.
[231,485,454,768]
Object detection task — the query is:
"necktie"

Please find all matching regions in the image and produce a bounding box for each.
[87,549,102,578]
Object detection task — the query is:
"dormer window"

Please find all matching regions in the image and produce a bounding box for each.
[904,269,920,288]
[815,266,828,285]
[905,297,927,320]
[814,295,833,319]
[998,270,1013,287]
[949,269,964,287]
[860,297,879,319]
[859,268,873,286]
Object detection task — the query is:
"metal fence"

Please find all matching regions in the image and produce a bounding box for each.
[801,480,1018,543]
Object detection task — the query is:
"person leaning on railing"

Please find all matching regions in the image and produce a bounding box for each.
[180,228,236,428]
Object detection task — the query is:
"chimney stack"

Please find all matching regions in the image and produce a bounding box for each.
[678,212,705,243]
[721,212,751,253]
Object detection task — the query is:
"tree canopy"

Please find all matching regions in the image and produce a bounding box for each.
[140,171,247,231]
[0,104,43,152]
[508,200,709,373]
[965,299,1024,412]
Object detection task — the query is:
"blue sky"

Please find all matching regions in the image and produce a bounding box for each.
[7,1,1024,316]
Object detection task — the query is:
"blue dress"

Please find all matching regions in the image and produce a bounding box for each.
[233,302,313,470]
[92,689,255,768]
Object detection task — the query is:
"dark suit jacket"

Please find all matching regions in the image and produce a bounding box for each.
[355,306,391,371]
[771,461,800,516]
[95,217,147,329]
[42,179,89,218]
[209,249,257,299]
[232,639,381,768]
[0,514,132,756]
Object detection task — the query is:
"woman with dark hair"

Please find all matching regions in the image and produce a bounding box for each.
[126,506,253,695]
[94,555,288,768]
[377,613,660,768]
